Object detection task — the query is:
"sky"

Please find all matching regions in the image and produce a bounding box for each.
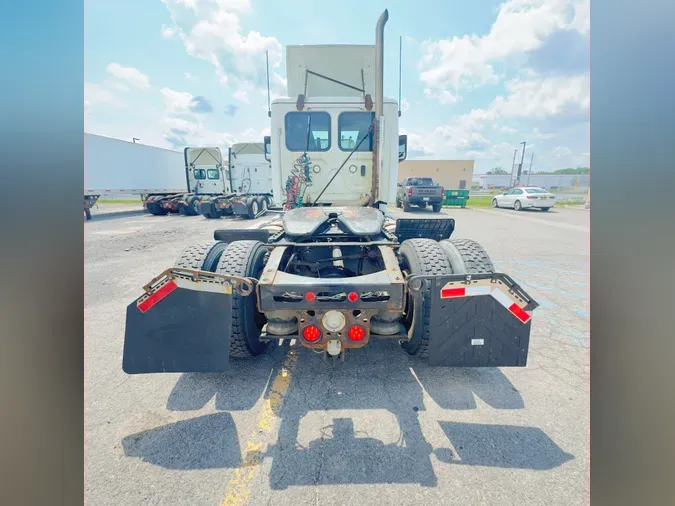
[84,0,589,174]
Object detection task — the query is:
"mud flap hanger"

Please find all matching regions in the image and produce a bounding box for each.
[405,272,539,313]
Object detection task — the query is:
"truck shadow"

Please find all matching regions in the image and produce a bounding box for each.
[86,209,148,222]
[121,412,241,469]
[122,340,573,483]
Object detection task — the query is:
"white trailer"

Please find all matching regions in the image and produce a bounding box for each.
[84,133,185,219]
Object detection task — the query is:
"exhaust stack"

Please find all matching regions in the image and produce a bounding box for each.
[371,9,389,205]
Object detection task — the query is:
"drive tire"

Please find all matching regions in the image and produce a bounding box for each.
[514,200,522,211]
[403,199,412,212]
[257,196,268,214]
[399,239,453,358]
[174,240,229,272]
[438,238,495,275]
[216,240,268,357]
[247,197,260,219]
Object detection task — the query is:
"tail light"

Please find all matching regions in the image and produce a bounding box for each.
[440,187,444,195]
[407,188,412,196]
[347,325,366,342]
[302,325,321,343]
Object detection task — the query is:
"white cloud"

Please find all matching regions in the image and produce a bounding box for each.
[532,127,556,139]
[419,0,589,95]
[160,87,196,113]
[423,88,459,104]
[161,24,176,38]
[162,0,284,96]
[493,73,589,119]
[233,90,249,103]
[553,145,572,158]
[184,72,197,80]
[401,97,410,113]
[84,82,125,111]
[500,126,517,133]
[106,63,151,90]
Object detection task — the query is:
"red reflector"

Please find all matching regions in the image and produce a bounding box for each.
[508,303,531,323]
[407,188,412,196]
[347,325,366,341]
[137,280,177,313]
[305,292,316,302]
[347,291,359,302]
[302,325,321,342]
[440,287,466,298]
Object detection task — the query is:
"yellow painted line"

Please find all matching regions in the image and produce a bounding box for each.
[220,348,299,506]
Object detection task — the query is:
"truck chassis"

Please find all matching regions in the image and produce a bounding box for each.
[122,207,537,374]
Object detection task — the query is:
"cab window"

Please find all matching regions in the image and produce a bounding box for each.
[193,168,206,180]
[338,112,374,151]
[285,112,331,151]
[207,169,220,180]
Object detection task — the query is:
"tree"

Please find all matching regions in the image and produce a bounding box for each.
[488,166,509,175]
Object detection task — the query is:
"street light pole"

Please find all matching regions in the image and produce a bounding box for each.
[527,152,534,185]
[517,141,526,185]
[511,149,518,186]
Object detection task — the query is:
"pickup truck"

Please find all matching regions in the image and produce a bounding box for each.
[395,177,444,212]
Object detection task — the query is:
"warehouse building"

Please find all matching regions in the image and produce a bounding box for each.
[397,160,474,190]
[476,173,590,190]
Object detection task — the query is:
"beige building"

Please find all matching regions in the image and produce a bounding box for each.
[397,160,474,190]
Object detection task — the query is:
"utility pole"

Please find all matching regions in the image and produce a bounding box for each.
[517,141,526,185]
[511,149,518,186]
[527,152,534,185]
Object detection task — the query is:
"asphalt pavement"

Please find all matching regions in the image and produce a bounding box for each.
[85,203,589,505]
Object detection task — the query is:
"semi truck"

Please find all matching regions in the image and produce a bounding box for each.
[122,10,538,375]
[196,143,275,219]
[84,133,185,220]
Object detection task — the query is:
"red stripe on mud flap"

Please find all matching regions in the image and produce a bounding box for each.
[137,280,178,313]
[441,287,466,298]
[508,303,531,323]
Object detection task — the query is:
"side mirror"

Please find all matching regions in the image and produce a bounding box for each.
[398,134,408,162]
[263,136,271,162]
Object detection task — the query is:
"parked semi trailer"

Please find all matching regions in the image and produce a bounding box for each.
[197,142,275,219]
[84,133,185,220]
[122,10,538,375]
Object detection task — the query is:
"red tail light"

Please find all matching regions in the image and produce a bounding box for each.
[407,188,412,196]
[347,325,366,342]
[302,325,321,342]
[440,187,444,194]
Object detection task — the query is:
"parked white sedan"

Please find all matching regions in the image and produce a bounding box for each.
[492,187,556,211]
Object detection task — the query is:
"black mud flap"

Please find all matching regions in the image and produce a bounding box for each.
[424,274,538,367]
[395,218,455,242]
[122,273,234,374]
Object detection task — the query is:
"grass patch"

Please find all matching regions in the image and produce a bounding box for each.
[97,199,142,204]
[465,196,494,207]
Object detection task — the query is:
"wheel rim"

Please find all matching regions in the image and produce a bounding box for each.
[492,199,497,207]
[252,202,259,214]
[515,201,521,210]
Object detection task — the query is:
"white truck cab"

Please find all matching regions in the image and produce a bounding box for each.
[184,147,229,195]
[264,44,407,209]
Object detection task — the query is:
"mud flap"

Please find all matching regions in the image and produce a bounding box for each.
[424,274,538,367]
[122,271,240,374]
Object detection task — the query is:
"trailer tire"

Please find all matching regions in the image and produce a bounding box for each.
[216,240,268,357]
[147,196,169,216]
[438,238,495,275]
[399,239,453,358]
[174,240,228,272]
